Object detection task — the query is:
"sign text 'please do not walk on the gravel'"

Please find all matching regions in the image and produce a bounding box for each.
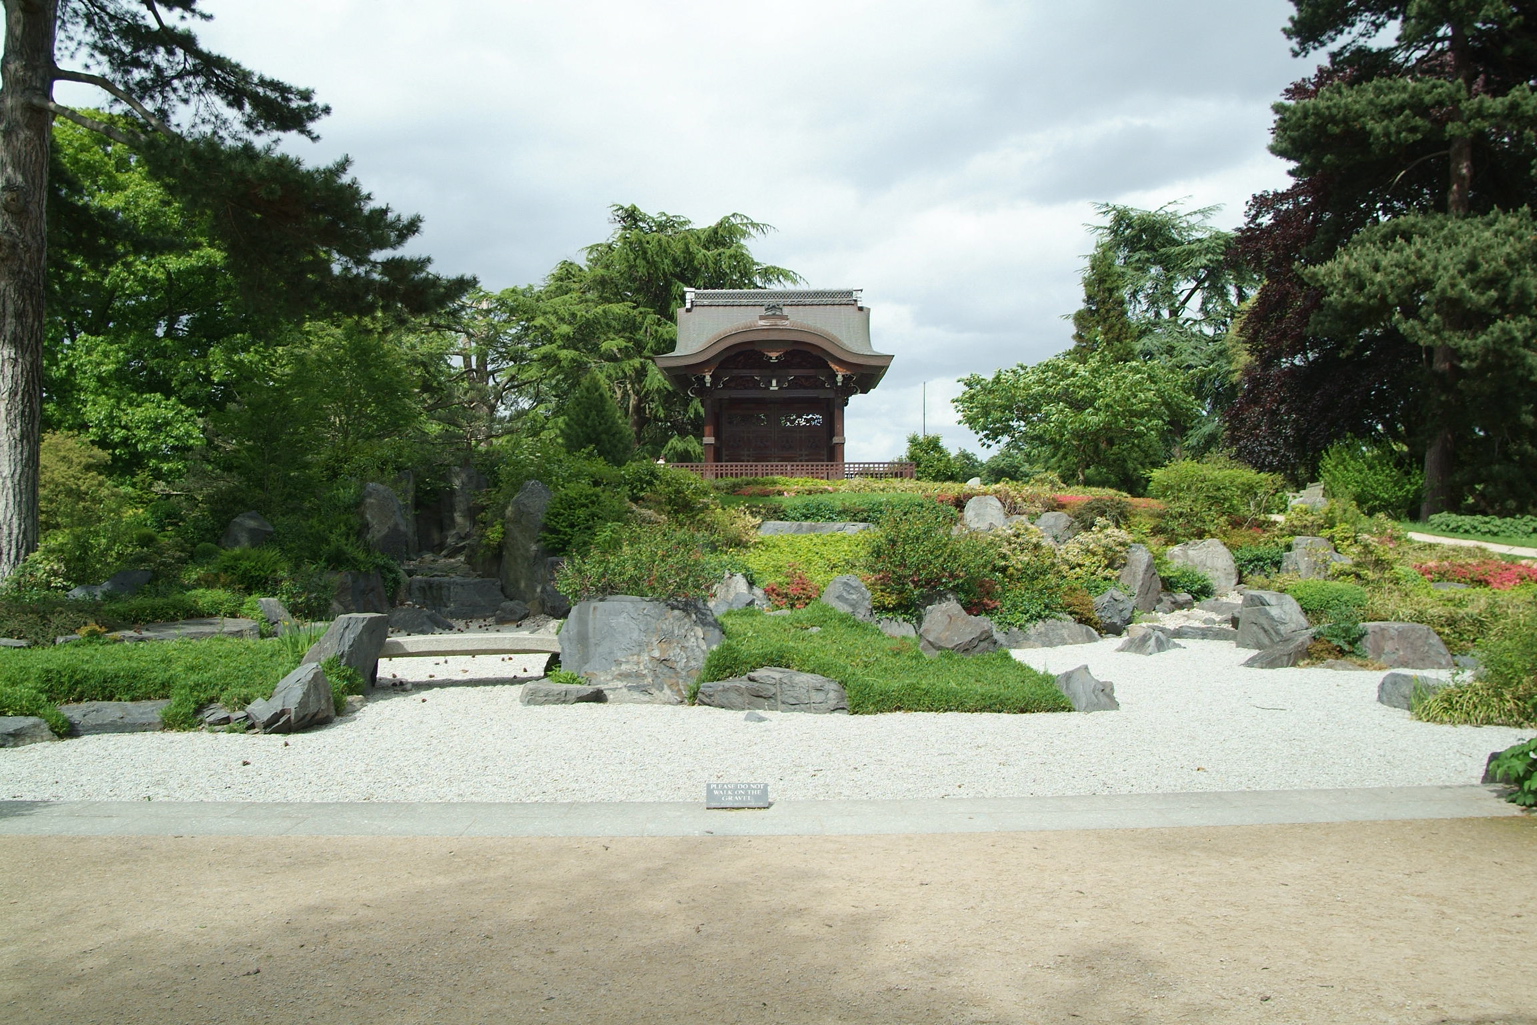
[706,783,771,809]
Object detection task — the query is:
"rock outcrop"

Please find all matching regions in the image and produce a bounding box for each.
[559,597,725,704]
[696,667,849,714]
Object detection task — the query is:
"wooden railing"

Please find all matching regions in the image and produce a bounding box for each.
[667,462,916,481]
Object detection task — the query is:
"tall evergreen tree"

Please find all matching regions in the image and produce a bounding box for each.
[0,1,465,579]
[1228,1,1537,516]
[560,374,634,467]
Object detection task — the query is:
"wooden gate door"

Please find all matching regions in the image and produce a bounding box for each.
[720,400,831,463]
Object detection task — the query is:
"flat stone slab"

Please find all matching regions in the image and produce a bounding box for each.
[521,681,607,705]
[60,700,170,736]
[1170,625,1239,641]
[110,618,260,643]
[0,716,55,747]
[756,521,871,535]
[380,633,561,658]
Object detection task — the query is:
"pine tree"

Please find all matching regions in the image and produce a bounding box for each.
[1229,1,1537,516]
[561,375,634,466]
[0,1,466,579]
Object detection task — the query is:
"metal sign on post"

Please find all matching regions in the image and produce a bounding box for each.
[705,783,771,809]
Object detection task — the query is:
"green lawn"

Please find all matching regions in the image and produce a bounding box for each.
[700,604,1072,714]
[0,636,338,734]
[1397,522,1537,552]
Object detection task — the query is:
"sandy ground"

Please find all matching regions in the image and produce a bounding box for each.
[3,816,1535,1025]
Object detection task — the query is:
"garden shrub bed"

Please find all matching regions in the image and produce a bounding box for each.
[0,637,338,733]
[698,605,1072,714]
[740,533,867,593]
[0,589,250,648]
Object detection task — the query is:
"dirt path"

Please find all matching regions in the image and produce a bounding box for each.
[3,817,1535,1024]
[1405,531,1537,559]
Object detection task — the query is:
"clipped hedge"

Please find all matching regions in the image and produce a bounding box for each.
[700,605,1071,714]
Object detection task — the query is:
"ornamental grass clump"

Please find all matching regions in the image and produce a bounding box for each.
[1417,603,1537,727]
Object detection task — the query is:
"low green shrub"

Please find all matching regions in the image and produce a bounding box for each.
[1284,579,1370,623]
[1147,459,1285,538]
[863,503,996,614]
[1318,439,1423,518]
[1232,543,1286,579]
[700,605,1071,714]
[1424,512,1537,540]
[0,637,300,731]
[1157,564,1215,601]
[546,668,587,686]
[319,656,365,715]
[991,585,1065,630]
[541,480,632,555]
[765,492,938,524]
[555,523,726,602]
[196,547,293,594]
[740,533,866,591]
[1486,737,1537,807]
[1070,497,1133,531]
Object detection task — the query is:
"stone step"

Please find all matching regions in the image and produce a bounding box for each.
[380,633,561,658]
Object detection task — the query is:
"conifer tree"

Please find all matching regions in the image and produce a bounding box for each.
[561,375,634,466]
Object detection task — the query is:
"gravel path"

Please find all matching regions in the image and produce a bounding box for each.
[2,639,1529,803]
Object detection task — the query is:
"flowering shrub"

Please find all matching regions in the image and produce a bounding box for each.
[1057,519,1133,580]
[1414,560,1537,591]
[763,567,823,610]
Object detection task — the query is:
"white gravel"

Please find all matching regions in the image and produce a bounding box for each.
[1,640,1529,803]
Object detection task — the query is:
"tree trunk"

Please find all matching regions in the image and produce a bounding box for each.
[0,0,56,582]
[1418,21,1473,520]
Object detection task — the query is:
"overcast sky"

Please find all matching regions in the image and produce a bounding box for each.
[171,1,1313,460]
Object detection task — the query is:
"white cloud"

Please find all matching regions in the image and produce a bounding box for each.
[141,0,1313,459]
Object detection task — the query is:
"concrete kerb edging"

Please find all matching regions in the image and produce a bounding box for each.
[0,786,1521,838]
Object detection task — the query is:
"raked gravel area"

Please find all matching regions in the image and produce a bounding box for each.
[1,639,1530,803]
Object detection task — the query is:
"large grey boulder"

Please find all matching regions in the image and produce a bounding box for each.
[1377,672,1451,710]
[1287,483,1327,512]
[1000,618,1100,649]
[1361,622,1454,670]
[560,597,724,704]
[1241,630,1314,669]
[407,576,506,619]
[246,663,334,734]
[303,612,390,685]
[1280,536,1352,580]
[1116,630,1184,656]
[0,716,56,747]
[1054,665,1119,712]
[1034,511,1079,543]
[112,618,260,643]
[757,521,872,535]
[388,605,454,635]
[220,511,274,549]
[1235,590,1312,650]
[1119,545,1162,612]
[1166,538,1238,594]
[521,681,608,705]
[918,600,999,656]
[878,617,917,638]
[329,570,389,616]
[59,699,170,735]
[66,568,154,602]
[821,575,874,621]
[359,482,412,561]
[255,597,296,634]
[709,573,765,617]
[1155,592,1195,613]
[696,667,849,714]
[499,480,554,610]
[1092,588,1134,636]
[961,495,1009,532]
